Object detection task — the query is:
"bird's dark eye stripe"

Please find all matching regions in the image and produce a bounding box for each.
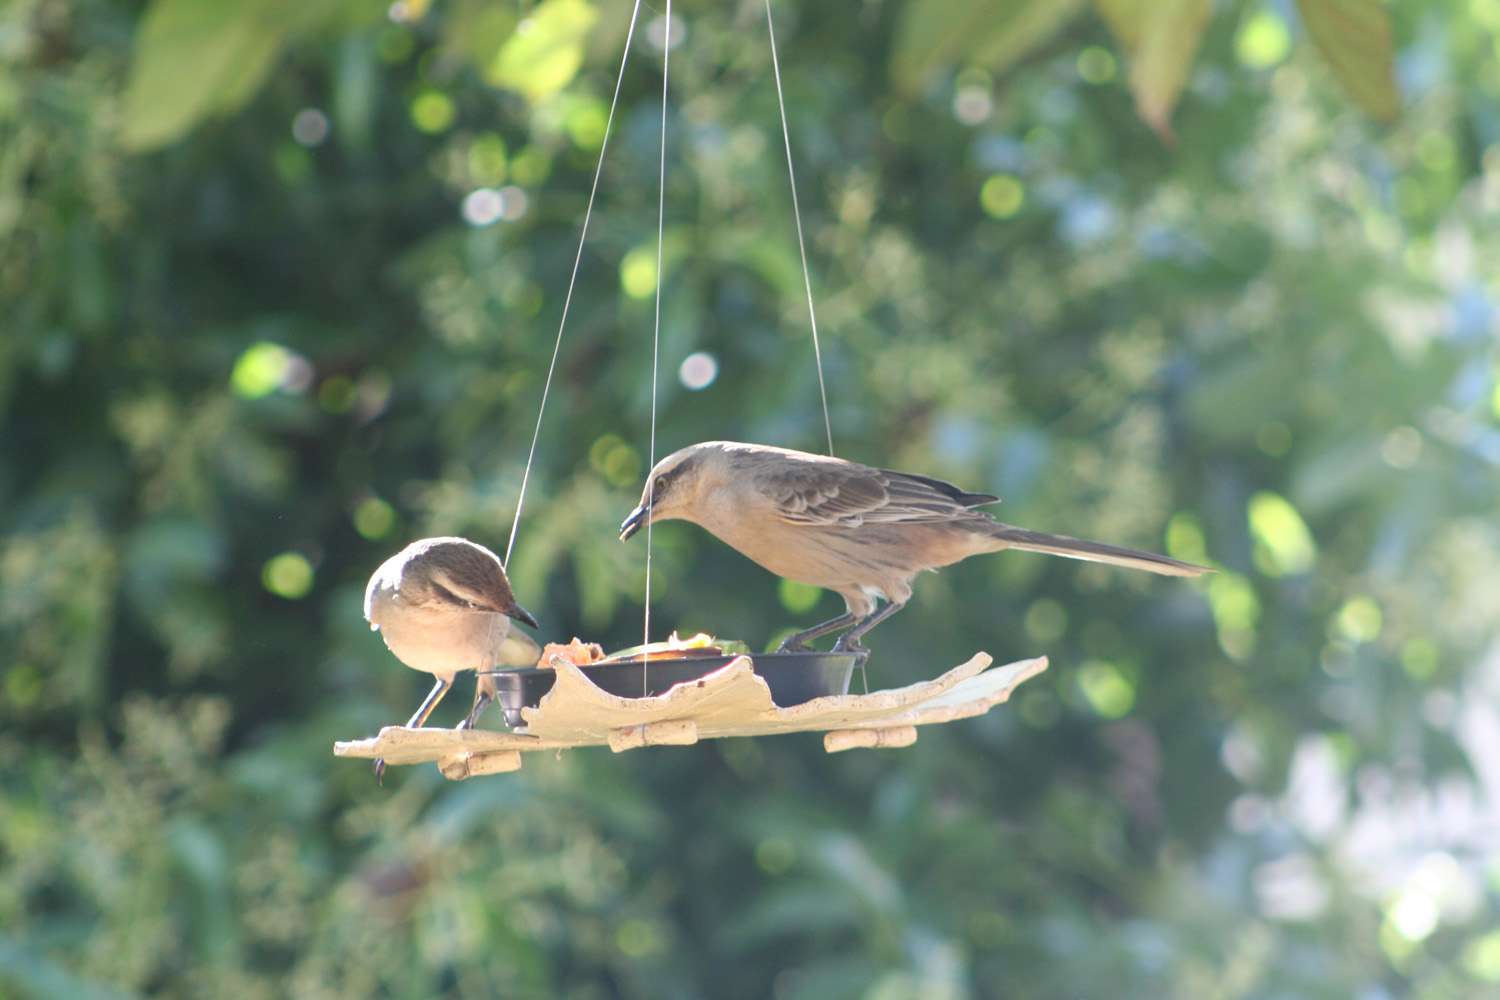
[432,582,466,605]
[653,455,698,493]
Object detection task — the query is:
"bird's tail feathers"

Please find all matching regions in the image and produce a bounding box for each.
[990,526,1209,577]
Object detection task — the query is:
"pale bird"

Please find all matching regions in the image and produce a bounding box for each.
[620,441,1208,652]
[364,536,537,779]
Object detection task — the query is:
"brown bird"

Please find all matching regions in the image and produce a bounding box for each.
[364,536,537,780]
[620,441,1208,652]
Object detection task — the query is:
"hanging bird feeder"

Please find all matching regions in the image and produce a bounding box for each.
[337,0,1052,778]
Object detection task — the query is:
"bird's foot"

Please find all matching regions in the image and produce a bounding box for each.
[776,639,814,654]
[373,758,387,784]
[831,636,869,655]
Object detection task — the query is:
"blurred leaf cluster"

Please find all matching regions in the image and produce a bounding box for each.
[4,0,1500,998]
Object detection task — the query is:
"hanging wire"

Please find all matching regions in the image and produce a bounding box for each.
[504,0,646,570]
[643,0,673,683]
[503,1,838,676]
[765,0,834,457]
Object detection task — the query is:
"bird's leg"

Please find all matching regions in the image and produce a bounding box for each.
[776,611,862,653]
[831,601,904,653]
[373,675,452,782]
[460,615,508,731]
[458,672,496,731]
[404,675,452,728]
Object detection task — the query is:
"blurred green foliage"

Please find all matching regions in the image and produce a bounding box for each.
[4,0,1500,997]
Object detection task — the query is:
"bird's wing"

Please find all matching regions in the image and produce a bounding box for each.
[881,470,1000,509]
[767,463,998,527]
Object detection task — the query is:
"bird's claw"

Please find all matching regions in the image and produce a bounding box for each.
[777,640,813,654]
[831,636,868,654]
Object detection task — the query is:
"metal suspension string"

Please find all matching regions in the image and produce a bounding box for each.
[765,0,859,686]
[644,0,672,660]
[765,0,834,457]
[504,0,646,570]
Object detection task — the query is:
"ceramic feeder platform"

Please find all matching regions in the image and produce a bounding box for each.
[335,646,1047,780]
[480,650,864,727]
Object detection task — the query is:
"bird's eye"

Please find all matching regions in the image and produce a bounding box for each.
[655,474,669,493]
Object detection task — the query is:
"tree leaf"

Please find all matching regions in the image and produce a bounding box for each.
[487,0,599,103]
[119,0,353,152]
[1293,0,1400,122]
[890,0,1087,95]
[120,0,289,151]
[1095,0,1212,142]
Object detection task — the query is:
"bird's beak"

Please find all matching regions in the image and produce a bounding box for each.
[620,503,649,542]
[508,603,539,630]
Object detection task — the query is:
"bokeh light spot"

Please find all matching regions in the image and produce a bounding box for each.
[1320,641,1356,678]
[778,578,822,614]
[262,553,314,599]
[1335,596,1383,644]
[1236,9,1291,69]
[620,246,658,299]
[980,173,1024,219]
[952,85,993,126]
[319,375,357,413]
[1208,572,1260,660]
[354,497,398,540]
[462,188,505,226]
[882,103,912,143]
[410,90,456,133]
[4,663,43,708]
[755,836,795,874]
[292,108,329,147]
[1077,660,1135,718]
[1386,889,1440,943]
[615,920,659,957]
[467,133,508,185]
[589,433,640,487]
[1400,637,1439,679]
[1018,686,1060,728]
[564,98,608,149]
[1023,598,1066,641]
[645,13,686,51]
[1248,491,1315,576]
[678,351,718,390]
[498,185,528,220]
[510,146,551,186]
[1465,929,1500,982]
[231,342,313,399]
[1077,46,1116,84]
[1165,511,1209,565]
